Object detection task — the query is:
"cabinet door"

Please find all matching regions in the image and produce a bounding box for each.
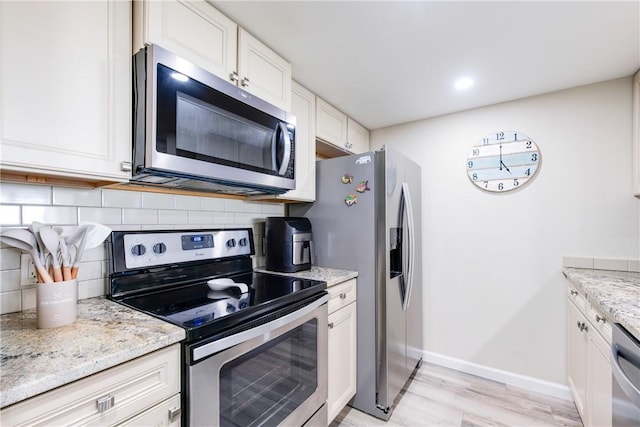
[587,329,612,427]
[237,28,292,111]
[347,118,370,154]
[316,97,348,149]
[567,300,588,419]
[136,0,237,82]
[0,0,131,182]
[285,82,316,201]
[327,302,357,423]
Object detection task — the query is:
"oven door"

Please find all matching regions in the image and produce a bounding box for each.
[187,294,328,427]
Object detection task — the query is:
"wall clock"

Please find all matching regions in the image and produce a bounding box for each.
[466,130,540,193]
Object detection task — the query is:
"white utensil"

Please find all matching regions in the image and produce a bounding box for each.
[0,229,53,283]
[39,227,63,282]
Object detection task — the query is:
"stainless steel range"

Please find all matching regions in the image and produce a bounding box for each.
[107,228,328,426]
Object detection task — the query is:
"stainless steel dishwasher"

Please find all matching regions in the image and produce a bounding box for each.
[611,323,640,426]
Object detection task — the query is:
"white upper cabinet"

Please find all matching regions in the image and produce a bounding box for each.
[316,97,348,148]
[0,0,132,183]
[347,117,370,154]
[316,97,369,156]
[133,0,237,84]
[134,0,292,111]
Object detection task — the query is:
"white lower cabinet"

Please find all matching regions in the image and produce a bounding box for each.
[327,278,357,424]
[566,280,612,427]
[0,345,181,426]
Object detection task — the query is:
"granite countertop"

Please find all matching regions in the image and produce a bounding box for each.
[563,267,640,341]
[0,297,185,409]
[255,266,358,287]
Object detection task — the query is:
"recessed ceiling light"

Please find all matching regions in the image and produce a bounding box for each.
[454,77,474,90]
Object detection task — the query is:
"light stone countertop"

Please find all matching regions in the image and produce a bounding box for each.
[563,267,640,341]
[255,266,358,287]
[0,297,185,409]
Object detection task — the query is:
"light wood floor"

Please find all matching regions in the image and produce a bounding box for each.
[330,362,583,427]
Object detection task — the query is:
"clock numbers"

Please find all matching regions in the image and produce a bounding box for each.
[466,130,540,193]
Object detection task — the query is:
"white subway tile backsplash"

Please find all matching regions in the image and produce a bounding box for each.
[53,187,101,207]
[76,260,103,281]
[141,224,175,231]
[263,203,285,215]
[188,211,213,224]
[122,208,158,225]
[0,248,21,270]
[78,207,122,225]
[175,195,203,211]
[78,279,106,300]
[213,212,235,225]
[0,290,21,314]
[0,205,21,225]
[202,197,226,211]
[102,189,142,208]
[0,269,20,292]
[225,199,245,212]
[141,192,175,209]
[593,258,628,271]
[22,206,77,225]
[80,245,106,263]
[159,210,188,225]
[0,183,51,205]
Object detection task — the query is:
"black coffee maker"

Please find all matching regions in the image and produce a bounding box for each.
[265,217,313,272]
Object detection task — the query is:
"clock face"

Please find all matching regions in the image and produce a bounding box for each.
[466,130,540,192]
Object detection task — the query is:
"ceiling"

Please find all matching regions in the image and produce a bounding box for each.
[212,1,640,130]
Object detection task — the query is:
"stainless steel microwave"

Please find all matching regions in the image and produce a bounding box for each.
[132,45,296,195]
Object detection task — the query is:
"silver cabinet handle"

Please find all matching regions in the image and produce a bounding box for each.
[168,406,181,423]
[570,289,578,296]
[595,314,606,323]
[340,293,347,299]
[328,322,334,329]
[120,161,132,172]
[229,71,239,83]
[576,321,588,332]
[96,394,115,413]
[241,77,250,87]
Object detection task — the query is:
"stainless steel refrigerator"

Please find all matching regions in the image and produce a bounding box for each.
[290,146,422,420]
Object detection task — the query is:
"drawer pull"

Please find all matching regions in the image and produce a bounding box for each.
[340,293,347,299]
[328,322,334,329]
[576,321,588,332]
[595,314,606,323]
[570,289,578,296]
[168,406,182,423]
[96,394,115,413]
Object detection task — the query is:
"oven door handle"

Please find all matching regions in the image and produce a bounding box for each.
[192,293,329,362]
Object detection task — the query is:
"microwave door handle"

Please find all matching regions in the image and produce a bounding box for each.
[272,122,291,176]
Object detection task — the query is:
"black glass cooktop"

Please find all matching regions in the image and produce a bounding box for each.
[118,271,326,342]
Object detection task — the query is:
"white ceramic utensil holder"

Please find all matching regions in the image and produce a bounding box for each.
[36,279,78,329]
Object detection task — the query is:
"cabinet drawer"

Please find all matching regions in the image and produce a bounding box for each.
[566,282,586,312]
[588,303,612,344]
[1,345,180,426]
[117,394,181,427]
[328,278,357,315]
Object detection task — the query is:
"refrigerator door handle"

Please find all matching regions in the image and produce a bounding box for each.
[401,182,416,312]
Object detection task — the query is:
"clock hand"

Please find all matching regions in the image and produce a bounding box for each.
[500,160,511,173]
[499,142,503,171]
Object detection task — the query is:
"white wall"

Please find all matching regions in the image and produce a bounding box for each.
[371,77,640,385]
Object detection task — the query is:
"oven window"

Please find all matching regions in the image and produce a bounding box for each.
[219,319,318,426]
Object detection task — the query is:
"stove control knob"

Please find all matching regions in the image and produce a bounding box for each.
[226,239,237,248]
[131,244,146,256]
[153,242,167,254]
[226,303,236,313]
[238,238,248,247]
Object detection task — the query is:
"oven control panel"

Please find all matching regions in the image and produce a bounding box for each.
[122,229,253,269]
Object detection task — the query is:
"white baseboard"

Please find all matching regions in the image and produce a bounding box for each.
[422,350,573,401]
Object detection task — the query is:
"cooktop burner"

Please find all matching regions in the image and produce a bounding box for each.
[108,228,326,342]
[119,271,325,340]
